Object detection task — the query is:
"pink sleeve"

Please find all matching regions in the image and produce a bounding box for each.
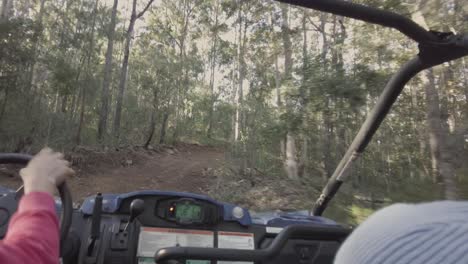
[0,192,59,264]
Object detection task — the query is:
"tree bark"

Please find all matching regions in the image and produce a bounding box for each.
[144,89,159,148]
[284,132,299,180]
[0,85,9,126]
[159,112,169,144]
[424,69,457,199]
[144,111,158,148]
[320,13,328,62]
[280,4,292,80]
[28,0,46,82]
[234,1,245,142]
[280,3,299,180]
[75,0,99,145]
[323,98,333,178]
[113,0,137,140]
[97,0,118,142]
[0,0,12,22]
[298,11,309,178]
[206,0,220,139]
[271,11,282,107]
[113,0,154,139]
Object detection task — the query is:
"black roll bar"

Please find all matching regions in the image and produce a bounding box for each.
[154,225,350,263]
[313,57,431,215]
[276,0,439,44]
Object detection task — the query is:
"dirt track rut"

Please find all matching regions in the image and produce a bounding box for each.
[0,146,224,202]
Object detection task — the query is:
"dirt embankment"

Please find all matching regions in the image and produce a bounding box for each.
[0,143,225,202]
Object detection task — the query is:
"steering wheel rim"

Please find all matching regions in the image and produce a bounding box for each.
[0,153,73,255]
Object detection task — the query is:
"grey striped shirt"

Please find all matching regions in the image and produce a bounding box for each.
[334,201,468,264]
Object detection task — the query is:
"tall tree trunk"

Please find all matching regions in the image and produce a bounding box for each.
[234,1,244,142]
[206,0,220,139]
[113,0,154,139]
[323,98,334,178]
[320,13,328,62]
[171,0,193,143]
[424,69,457,199]
[97,0,118,142]
[238,8,249,173]
[75,0,99,145]
[270,11,282,108]
[280,3,298,180]
[281,4,292,79]
[298,11,309,178]
[113,0,137,140]
[25,0,46,121]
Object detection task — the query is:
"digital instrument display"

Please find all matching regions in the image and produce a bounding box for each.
[175,202,202,222]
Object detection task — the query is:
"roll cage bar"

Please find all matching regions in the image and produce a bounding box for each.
[153,0,467,263]
[276,0,468,216]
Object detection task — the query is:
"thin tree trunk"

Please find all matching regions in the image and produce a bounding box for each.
[280,3,299,180]
[323,98,333,177]
[284,132,299,180]
[144,111,158,148]
[159,112,169,144]
[97,0,118,142]
[0,85,9,126]
[144,89,159,148]
[76,0,99,145]
[0,0,12,22]
[206,0,220,139]
[234,1,244,142]
[113,0,138,139]
[425,69,457,199]
[320,13,328,62]
[271,10,282,108]
[299,11,309,178]
[46,92,59,145]
[27,0,46,84]
[172,0,192,143]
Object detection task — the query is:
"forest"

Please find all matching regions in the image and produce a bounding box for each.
[1,0,467,223]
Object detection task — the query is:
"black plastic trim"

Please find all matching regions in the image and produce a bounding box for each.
[154,225,350,263]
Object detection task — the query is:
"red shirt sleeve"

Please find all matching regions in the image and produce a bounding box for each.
[0,192,59,264]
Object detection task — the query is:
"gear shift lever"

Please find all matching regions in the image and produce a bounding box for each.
[124,199,145,231]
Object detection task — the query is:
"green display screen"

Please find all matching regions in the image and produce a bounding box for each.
[175,203,202,221]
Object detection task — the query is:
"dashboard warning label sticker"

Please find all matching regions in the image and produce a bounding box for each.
[217,231,254,264]
[137,227,214,262]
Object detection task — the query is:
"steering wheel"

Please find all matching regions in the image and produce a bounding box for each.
[0,153,73,255]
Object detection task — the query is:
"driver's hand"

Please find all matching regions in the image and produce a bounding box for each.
[19,148,74,195]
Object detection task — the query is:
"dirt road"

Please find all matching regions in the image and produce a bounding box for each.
[0,145,225,202]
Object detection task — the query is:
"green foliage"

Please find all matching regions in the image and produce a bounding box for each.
[1,0,467,225]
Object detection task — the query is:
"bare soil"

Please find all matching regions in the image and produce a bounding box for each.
[0,144,225,202]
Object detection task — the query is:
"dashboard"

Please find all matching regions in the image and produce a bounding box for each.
[59,191,350,264]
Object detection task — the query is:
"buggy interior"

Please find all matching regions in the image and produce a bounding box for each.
[0,0,467,263]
